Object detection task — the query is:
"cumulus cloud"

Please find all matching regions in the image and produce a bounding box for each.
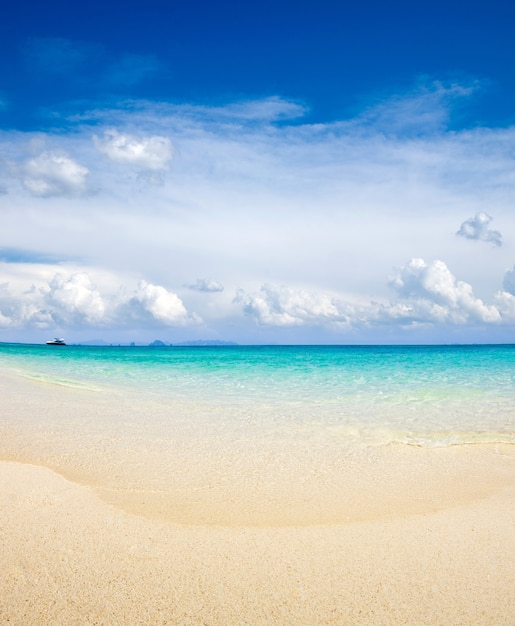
[185,278,224,293]
[456,212,502,247]
[239,259,507,331]
[94,130,173,170]
[130,281,192,325]
[2,81,515,342]
[389,258,500,323]
[0,268,199,333]
[240,285,353,327]
[503,266,515,295]
[495,289,515,321]
[0,257,513,341]
[20,151,89,197]
[46,273,105,324]
[0,271,105,330]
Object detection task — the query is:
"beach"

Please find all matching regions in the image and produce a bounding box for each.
[1,345,514,624]
[1,457,514,625]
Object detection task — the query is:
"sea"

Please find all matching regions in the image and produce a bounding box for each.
[1,342,514,525]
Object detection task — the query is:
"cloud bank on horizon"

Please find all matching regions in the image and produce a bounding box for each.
[1,27,515,344]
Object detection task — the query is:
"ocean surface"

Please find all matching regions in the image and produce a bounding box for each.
[1,342,514,446]
[1,342,514,525]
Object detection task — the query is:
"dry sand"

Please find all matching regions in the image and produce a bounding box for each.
[1,456,514,625]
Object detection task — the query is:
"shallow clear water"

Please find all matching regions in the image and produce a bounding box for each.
[1,342,514,525]
[1,342,514,447]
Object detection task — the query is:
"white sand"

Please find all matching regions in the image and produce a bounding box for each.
[1,458,514,625]
[1,372,514,623]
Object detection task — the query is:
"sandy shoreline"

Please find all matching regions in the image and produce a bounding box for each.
[2,370,514,528]
[1,459,514,625]
[1,368,514,623]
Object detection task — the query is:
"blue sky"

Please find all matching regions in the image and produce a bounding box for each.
[1,0,515,344]
[2,0,515,130]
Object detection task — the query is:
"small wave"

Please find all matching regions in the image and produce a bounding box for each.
[390,430,515,448]
[322,422,514,448]
[21,371,104,393]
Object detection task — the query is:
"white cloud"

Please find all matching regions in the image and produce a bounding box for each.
[0,266,199,334]
[0,256,513,343]
[495,290,515,320]
[0,270,106,329]
[94,130,173,170]
[46,272,105,324]
[239,259,507,332]
[2,83,515,343]
[389,258,501,323]
[20,151,89,197]
[131,281,192,325]
[240,285,353,327]
[185,278,224,293]
[217,97,307,121]
[356,81,475,136]
[135,96,307,125]
[456,212,502,246]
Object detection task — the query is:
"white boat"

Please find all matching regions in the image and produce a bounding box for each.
[46,338,66,346]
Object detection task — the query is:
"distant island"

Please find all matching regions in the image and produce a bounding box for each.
[72,339,239,347]
[148,339,238,347]
[173,340,238,347]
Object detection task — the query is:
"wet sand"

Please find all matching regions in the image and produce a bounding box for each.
[1,458,514,625]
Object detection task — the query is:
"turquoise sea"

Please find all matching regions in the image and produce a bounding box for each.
[1,342,514,446]
[1,342,514,525]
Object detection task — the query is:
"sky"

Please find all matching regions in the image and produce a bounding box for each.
[1,0,515,345]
